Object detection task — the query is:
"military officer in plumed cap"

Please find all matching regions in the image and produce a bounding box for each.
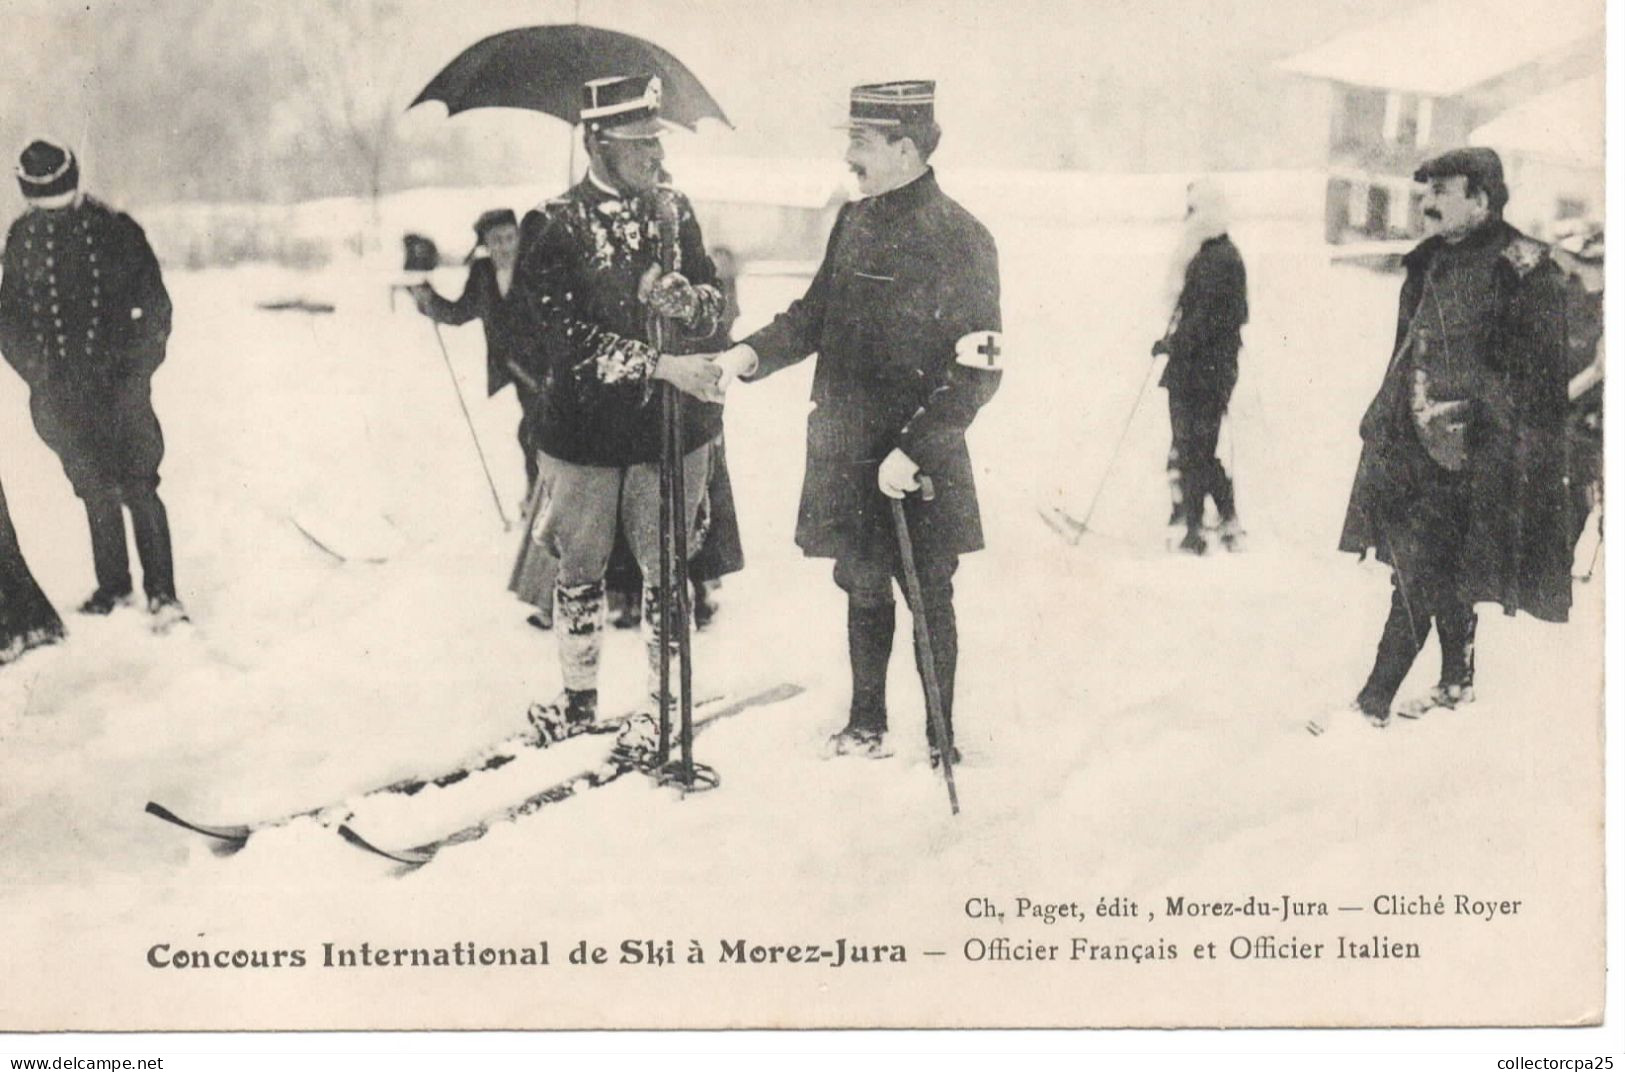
[501,74,730,755]
[704,81,1003,766]
[1333,146,1571,729]
[0,139,185,629]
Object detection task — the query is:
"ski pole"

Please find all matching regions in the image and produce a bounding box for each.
[427,321,511,530]
[1076,353,1164,534]
[649,187,699,787]
[890,476,959,817]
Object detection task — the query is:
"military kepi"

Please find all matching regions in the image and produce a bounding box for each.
[842,80,935,128]
[581,74,667,139]
[1414,147,1507,212]
[16,139,78,201]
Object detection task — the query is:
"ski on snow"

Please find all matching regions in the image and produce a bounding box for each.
[337,682,805,869]
[144,700,709,852]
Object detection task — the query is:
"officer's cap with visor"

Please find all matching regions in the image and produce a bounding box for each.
[582,74,673,140]
[836,80,936,130]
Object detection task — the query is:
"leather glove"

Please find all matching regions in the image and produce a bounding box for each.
[877,448,922,500]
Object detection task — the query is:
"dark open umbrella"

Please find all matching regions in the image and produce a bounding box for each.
[410,24,731,131]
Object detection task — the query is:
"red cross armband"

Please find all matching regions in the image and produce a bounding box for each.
[954,330,1003,370]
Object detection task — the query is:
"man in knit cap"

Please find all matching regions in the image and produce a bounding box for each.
[0,139,184,629]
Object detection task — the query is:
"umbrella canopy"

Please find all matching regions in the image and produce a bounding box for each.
[410,24,731,131]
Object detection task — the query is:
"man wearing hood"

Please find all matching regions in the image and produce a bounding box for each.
[1335,148,1571,728]
[1153,179,1248,554]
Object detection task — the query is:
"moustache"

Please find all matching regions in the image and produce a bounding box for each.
[1424,210,1442,220]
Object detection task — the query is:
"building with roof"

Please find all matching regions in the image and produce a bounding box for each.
[1279,0,1603,243]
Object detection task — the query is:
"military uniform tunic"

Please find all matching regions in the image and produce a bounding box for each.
[744,169,1002,562]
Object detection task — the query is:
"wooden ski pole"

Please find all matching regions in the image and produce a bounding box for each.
[427,321,511,530]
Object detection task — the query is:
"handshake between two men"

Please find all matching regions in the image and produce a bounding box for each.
[648,342,923,501]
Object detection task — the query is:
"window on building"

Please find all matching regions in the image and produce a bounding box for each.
[1366,185,1391,236]
[1385,92,1420,148]
[1325,177,1353,242]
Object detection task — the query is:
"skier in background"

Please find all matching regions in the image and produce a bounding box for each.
[1152,178,1248,555]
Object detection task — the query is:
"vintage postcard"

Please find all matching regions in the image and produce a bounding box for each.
[0,0,1609,1037]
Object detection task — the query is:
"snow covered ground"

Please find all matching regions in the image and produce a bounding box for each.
[0,194,1604,1031]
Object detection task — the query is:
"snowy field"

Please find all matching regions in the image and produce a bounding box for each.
[0,189,1604,1030]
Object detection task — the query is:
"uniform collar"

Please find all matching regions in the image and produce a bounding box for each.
[862,167,938,215]
[579,170,653,216]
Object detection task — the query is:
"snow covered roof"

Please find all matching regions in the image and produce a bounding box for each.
[1470,73,1604,166]
[1278,0,1603,96]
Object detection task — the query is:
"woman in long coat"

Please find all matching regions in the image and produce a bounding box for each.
[1,474,64,666]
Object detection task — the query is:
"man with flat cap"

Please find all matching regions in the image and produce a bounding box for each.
[1333,146,1571,729]
[502,74,729,755]
[0,139,184,629]
[705,81,1003,766]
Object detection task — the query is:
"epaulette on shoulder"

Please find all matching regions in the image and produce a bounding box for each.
[1500,234,1548,278]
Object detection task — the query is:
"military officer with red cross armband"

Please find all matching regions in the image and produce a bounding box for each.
[701,80,1002,767]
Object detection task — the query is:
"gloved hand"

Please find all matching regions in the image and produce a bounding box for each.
[639,266,700,323]
[877,448,921,499]
[408,283,434,315]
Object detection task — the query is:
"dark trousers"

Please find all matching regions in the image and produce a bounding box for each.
[834,549,959,746]
[30,382,176,601]
[1357,463,1476,713]
[1167,383,1235,531]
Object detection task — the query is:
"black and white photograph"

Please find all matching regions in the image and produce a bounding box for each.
[0,0,1615,1060]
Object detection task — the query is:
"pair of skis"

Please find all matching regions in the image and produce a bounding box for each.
[146,683,803,869]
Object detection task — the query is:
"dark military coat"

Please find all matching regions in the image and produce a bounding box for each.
[503,178,728,468]
[0,196,172,395]
[744,169,1002,560]
[1338,220,1571,623]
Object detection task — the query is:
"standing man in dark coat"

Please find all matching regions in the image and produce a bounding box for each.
[1336,147,1570,728]
[706,81,1002,765]
[1549,223,1603,561]
[503,75,728,755]
[1153,178,1248,554]
[409,209,539,486]
[0,140,184,628]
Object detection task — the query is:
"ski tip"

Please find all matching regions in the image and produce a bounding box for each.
[337,823,436,869]
[144,801,254,846]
